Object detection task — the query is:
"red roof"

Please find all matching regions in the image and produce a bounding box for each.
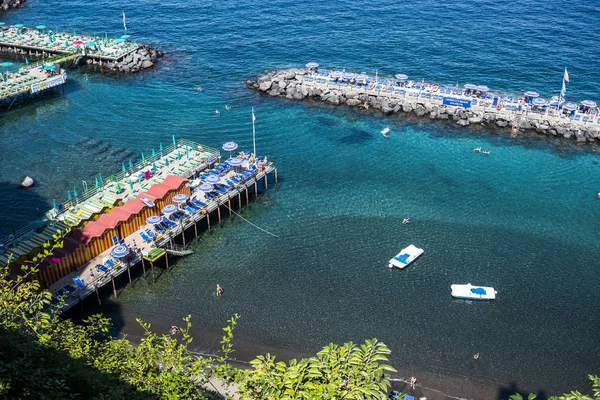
[146,183,171,199]
[122,198,146,213]
[103,208,133,228]
[162,175,186,190]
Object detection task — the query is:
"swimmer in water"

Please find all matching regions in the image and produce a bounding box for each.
[196,86,202,91]
[474,353,480,360]
[473,147,481,152]
[402,218,410,224]
[215,110,220,116]
[225,105,231,110]
[482,150,490,155]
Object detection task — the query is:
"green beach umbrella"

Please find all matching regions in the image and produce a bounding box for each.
[172,135,176,145]
[186,146,189,159]
[122,162,126,172]
[67,191,72,201]
[152,162,157,170]
[73,29,76,36]
[137,174,141,185]
[25,58,29,65]
[159,143,163,151]
[99,173,103,184]
[177,151,181,160]
[95,177,99,188]
[152,148,156,157]
[166,158,169,166]
[0,23,5,26]
[65,40,69,47]
[53,199,58,210]
[141,152,145,162]
[129,159,133,168]
[128,180,133,191]
[116,183,121,193]
[14,24,23,28]
[73,187,78,197]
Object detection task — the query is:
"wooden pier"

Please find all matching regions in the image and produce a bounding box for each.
[0,138,277,311]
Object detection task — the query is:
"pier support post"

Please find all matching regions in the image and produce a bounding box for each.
[150,261,155,282]
[255,181,258,197]
[275,168,278,185]
[95,284,101,306]
[238,192,242,209]
[165,253,169,270]
[228,200,232,217]
[245,187,249,205]
[207,213,211,232]
[217,207,221,223]
[141,257,146,275]
[194,222,198,238]
[264,175,268,193]
[127,261,132,287]
[111,278,117,297]
[181,228,186,249]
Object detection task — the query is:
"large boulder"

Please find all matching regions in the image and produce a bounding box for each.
[519,119,533,130]
[326,95,340,105]
[495,119,508,128]
[381,106,394,114]
[278,80,287,90]
[259,81,272,91]
[456,119,470,127]
[141,60,153,69]
[402,102,413,113]
[346,98,362,107]
[293,91,305,100]
[19,175,34,188]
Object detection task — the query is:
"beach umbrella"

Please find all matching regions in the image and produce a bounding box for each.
[177,151,181,160]
[222,141,238,157]
[36,25,46,30]
[129,159,133,168]
[141,152,145,162]
[532,98,547,106]
[165,158,169,166]
[395,74,408,80]
[152,162,157,170]
[14,24,23,28]
[85,42,96,47]
[72,40,84,45]
[53,199,58,210]
[306,62,319,69]
[73,30,76,35]
[476,85,489,92]
[25,58,29,65]
[524,91,539,98]
[99,173,103,184]
[146,215,163,225]
[186,146,189,159]
[1,62,14,67]
[121,34,131,39]
[159,143,163,151]
[0,22,5,26]
[137,174,142,186]
[172,135,176,145]
[464,84,478,90]
[162,204,178,214]
[43,65,55,71]
[152,148,156,157]
[95,177,99,188]
[173,194,189,203]
[115,38,125,43]
[67,191,72,201]
[330,71,343,79]
[581,100,597,108]
[73,187,78,197]
[563,102,577,111]
[128,180,133,191]
[198,183,214,192]
[227,157,244,166]
[342,72,356,80]
[205,175,220,184]
[110,244,129,259]
[116,183,122,193]
[65,40,69,47]
[122,162,126,172]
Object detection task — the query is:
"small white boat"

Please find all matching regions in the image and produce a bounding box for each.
[388,244,423,269]
[451,283,497,300]
[381,127,390,137]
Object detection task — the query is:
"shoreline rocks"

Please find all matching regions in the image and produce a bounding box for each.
[84,45,164,73]
[247,69,600,144]
[2,0,25,10]
[18,175,34,188]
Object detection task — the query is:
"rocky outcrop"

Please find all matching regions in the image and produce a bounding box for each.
[93,45,163,73]
[2,0,25,10]
[247,68,600,144]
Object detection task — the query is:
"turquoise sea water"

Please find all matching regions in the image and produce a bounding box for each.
[1,0,600,397]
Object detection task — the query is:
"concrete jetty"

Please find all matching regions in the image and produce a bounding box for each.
[0,24,163,73]
[0,138,277,311]
[248,67,600,144]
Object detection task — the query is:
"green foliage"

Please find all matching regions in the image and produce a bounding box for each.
[238,338,396,399]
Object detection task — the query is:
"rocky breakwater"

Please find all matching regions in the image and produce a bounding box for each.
[247,68,600,144]
[81,45,164,73]
[1,0,25,10]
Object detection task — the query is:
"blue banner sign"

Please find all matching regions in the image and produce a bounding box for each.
[443,97,472,108]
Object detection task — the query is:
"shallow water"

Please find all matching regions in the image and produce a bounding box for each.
[1,0,600,398]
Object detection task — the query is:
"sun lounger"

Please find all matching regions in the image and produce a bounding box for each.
[112,235,119,245]
[95,264,109,273]
[192,199,206,207]
[144,228,157,240]
[140,231,153,243]
[73,276,86,288]
[105,258,120,269]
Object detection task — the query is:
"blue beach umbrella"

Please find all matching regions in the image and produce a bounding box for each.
[227,157,244,166]
[67,191,72,201]
[85,42,96,47]
[73,187,78,197]
[464,83,478,90]
[122,162,126,172]
[581,100,597,108]
[205,175,220,184]
[563,102,577,111]
[395,74,408,80]
[186,146,189,159]
[129,159,133,168]
[524,91,539,98]
[115,38,125,43]
[43,65,55,71]
[152,162,157,170]
[25,58,29,65]
[73,29,76,35]
[162,204,178,214]
[306,62,319,69]
[110,244,129,258]
[222,141,238,157]
[198,183,214,192]
[477,85,489,92]
[146,215,163,225]
[65,40,69,47]
[342,72,356,80]
[172,194,189,203]
[137,174,142,185]
[532,98,547,106]
[152,148,156,157]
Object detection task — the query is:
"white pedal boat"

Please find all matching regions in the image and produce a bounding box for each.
[451,283,497,300]
[388,245,423,269]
